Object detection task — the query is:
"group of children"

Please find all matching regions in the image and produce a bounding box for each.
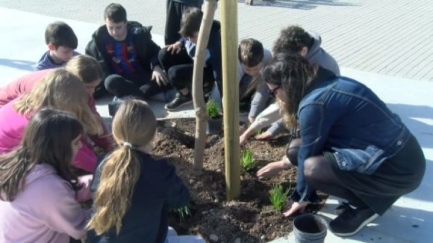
[0,0,426,242]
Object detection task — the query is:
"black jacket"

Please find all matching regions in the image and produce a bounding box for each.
[86,151,190,243]
[85,21,161,77]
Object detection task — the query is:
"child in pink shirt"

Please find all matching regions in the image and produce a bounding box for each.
[0,69,104,173]
[0,108,92,243]
[0,55,112,152]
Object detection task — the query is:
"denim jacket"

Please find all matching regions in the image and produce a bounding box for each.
[295,76,411,202]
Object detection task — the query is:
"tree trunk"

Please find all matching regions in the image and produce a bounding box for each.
[220,0,240,200]
[192,0,218,171]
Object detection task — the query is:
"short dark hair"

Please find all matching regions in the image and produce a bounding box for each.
[45,21,78,49]
[238,38,264,67]
[273,25,314,54]
[179,7,203,37]
[104,3,127,23]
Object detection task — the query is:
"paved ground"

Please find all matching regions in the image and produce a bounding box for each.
[1,0,433,82]
[0,2,432,243]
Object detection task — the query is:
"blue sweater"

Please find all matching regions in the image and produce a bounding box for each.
[34,51,80,71]
[86,151,190,243]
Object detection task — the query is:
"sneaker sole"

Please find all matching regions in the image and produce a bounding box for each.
[331,213,379,237]
[164,100,193,111]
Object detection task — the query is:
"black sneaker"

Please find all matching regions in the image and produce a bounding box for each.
[329,206,379,237]
[335,202,351,215]
[164,92,192,111]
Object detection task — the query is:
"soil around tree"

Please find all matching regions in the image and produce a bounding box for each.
[152,118,326,243]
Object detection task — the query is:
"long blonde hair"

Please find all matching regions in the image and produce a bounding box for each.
[14,69,103,135]
[87,100,157,235]
[65,55,103,84]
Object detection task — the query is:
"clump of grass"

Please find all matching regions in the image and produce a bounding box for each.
[255,128,263,136]
[240,149,255,171]
[269,184,290,212]
[173,205,191,221]
[206,100,221,119]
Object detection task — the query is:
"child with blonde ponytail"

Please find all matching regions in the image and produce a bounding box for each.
[86,100,204,243]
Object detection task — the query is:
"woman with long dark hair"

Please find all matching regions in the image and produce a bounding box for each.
[260,53,425,236]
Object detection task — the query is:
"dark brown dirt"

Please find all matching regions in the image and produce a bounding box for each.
[152,118,326,243]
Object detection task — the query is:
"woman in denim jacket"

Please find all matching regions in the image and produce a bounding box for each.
[260,53,426,236]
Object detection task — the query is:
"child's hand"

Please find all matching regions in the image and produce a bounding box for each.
[255,131,272,140]
[76,175,93,203]
[166,42,182,54]
[152,66,169,86]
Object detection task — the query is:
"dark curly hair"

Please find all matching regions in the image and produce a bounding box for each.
[262,52,316,128]
[273,25,314,54]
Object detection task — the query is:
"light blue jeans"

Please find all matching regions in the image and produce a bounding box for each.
[165,227,205,243]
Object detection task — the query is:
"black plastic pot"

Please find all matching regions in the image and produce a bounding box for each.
[293,214,327,243]
[207,116,222,135]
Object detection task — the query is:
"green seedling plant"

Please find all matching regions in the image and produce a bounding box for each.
[240,149,256,171]
[206,100,221,119]
[255,128,263,136]
[269,184,290,212]
[173,205,191,221]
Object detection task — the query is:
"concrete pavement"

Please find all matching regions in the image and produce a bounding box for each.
[0,3,432,243]
[1,0,432,82]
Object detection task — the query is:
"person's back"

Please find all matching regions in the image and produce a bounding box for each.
[87,100,202,243]
[0,69,103,173]
[306,31,340,76]
[300,76,408,166]
[0,99,29,154]
[0,164,88,243]
[87,152,188,243]
[0,69,52,108]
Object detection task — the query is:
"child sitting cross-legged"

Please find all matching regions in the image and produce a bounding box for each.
[86,100,204,243]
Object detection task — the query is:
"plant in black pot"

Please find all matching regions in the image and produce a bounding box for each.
[206,100,222,135]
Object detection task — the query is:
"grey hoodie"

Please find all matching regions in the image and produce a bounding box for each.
[0,164,89,243]
[265,32,340,136]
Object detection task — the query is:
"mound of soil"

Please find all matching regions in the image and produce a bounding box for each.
[152,119,326,243]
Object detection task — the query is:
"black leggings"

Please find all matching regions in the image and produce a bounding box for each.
[158,48,215,95]
[104,73,171,100]
[286,138,367,207]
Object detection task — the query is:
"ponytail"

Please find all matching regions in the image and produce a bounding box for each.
[87,145,140,235]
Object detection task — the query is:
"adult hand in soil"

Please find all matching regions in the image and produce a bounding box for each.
[255,131,272,140]
[166,41,182,54]
[282,201,310,217]
[152,65,169,86]
[256,160,285,179]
